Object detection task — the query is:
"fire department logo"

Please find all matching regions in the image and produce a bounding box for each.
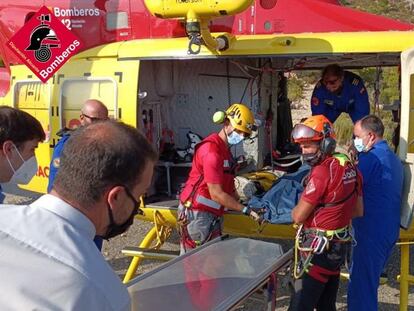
[26,14,60,63]
[7,6,82,83]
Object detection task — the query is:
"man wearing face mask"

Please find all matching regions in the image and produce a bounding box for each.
[311,64,369,124]
[0,106,45,202]
[0,121,157,310]
[289,115,363,311]
[348,115,403,311]
[178,103,261,254]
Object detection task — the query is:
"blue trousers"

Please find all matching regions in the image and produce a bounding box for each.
[347,235,393,311]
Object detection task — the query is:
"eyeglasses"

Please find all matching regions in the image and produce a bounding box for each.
[123,186,144,216]
[80,113,106,122]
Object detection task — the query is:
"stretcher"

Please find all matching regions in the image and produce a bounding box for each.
[126,236,292,311]
[125,200,414,311]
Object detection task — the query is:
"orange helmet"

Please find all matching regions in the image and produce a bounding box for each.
[292,115,336,143]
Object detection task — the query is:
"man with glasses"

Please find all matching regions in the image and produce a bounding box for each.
[48,99,108,249]
[311,64,370,124]
[178,103,261,254]
[0,121,157,310]
[48,99,109,193]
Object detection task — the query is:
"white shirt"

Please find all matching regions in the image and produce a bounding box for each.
[0,194,131,311]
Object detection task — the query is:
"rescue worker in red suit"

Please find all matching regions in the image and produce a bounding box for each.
[289,115,364,311]
[178,103,261,254]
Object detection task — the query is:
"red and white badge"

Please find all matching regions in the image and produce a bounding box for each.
[7,6,82,83]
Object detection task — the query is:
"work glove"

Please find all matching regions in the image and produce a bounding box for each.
[347,141,359,164]
[248,210,261,222]
[242,206,262,223]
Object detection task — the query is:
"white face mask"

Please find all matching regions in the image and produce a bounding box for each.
[227,131,244,145]
[5,145,38,185]
[353,137,366,153]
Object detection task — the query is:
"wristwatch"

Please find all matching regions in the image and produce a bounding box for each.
[242,206,251,215]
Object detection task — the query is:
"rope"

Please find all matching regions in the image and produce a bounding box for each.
[153,210,173,249]
[226,59,232,105]
[293,225,352,279]
[373,66,382,116]
[293,225,314,279]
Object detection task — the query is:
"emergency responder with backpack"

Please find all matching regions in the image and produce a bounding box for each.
[289,115,364,311]
[177,103,261,254]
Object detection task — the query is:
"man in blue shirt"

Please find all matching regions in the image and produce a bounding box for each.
[311,64,370,124]
[48,99,108,249]
[348,115,403,311]
[0,106,45,202]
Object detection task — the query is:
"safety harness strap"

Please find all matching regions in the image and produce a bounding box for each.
[195,194,221,210]
[304,226,351,240]
[319,155,358,208]
[308,264,339,283]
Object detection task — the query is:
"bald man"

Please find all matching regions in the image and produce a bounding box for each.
[48,99,108,249]
[79,99,109,126]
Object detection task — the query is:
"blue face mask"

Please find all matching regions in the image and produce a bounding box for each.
[354,137,366,153]
[227,131,244,145]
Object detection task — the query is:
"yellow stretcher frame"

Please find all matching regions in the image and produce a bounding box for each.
[123,202,414,310]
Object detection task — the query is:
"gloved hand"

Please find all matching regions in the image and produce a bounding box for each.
[347,141,359,164]
[248,210,261,222]
[242,206,262,223]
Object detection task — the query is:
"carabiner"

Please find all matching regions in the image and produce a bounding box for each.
[188,35,202,55]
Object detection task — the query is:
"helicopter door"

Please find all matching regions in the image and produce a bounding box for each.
[399,46,414,230]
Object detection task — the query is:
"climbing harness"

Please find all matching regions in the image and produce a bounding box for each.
[293,224,352,279]
[179,210,221,252]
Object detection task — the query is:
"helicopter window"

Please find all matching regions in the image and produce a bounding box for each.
[60,78,117,129]
[14,81,51,143]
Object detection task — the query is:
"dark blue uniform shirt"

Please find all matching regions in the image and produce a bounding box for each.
[0,185,4,203]
[348,140,403,311]
[47,132,71,193]
[311,71,370,123]
[353,140,403,244]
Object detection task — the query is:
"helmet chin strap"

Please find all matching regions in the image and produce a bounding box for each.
[220,126,230,144]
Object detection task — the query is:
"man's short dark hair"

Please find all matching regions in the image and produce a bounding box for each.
[0,106,45,147]
[322,64,344,79]
[359,114,385,137]
[54,121,158,206]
